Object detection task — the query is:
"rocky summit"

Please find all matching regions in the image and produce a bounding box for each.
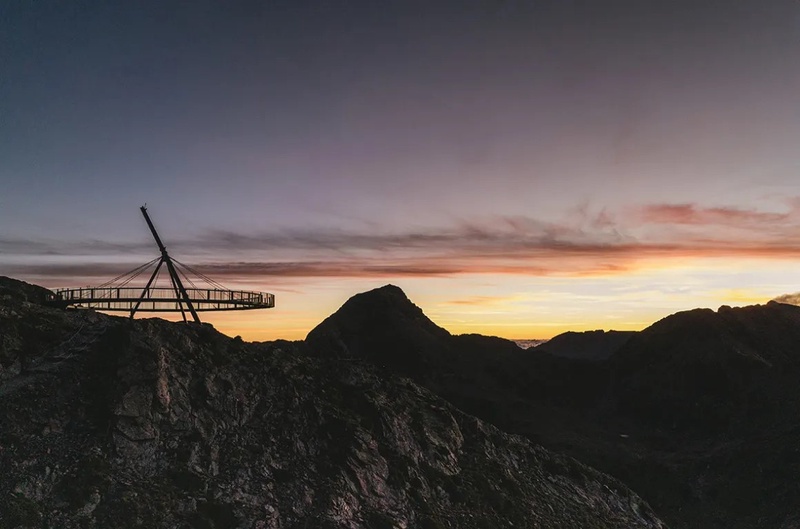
[0,277,663,529]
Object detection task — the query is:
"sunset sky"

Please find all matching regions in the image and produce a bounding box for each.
[3,1,800,340]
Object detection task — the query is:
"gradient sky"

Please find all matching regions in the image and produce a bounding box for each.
[3,0,800,340]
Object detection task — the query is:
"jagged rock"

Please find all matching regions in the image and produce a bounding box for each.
[0,277,664,528]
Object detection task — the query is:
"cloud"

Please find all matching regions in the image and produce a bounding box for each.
[0,237,150,256]
[772,293,800,306]
[445,295,522,306]
[2,263,146,281]
[7,200,800,285]
[636,203,800,228]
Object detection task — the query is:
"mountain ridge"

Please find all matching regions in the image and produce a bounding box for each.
[534,330,636,361]
[8,276,800,528]
[0,277,664,529]
[304,284,800,529]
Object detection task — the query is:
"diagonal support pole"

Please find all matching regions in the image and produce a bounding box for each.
[168,265,188,322]
[130,259,164,319]
[140,206,201,324]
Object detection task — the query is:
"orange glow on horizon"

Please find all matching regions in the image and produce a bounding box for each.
[101,256,794,343]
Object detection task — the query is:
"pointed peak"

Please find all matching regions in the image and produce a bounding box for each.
[312,283,445,335]
[330,284,428,321]
[374,284,405,293]
[305,284,450,372]
[349,284,409,302]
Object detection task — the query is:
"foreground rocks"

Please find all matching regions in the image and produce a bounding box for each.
[0,277,664,528]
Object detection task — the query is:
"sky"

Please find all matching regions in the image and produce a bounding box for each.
[3,0,800,340]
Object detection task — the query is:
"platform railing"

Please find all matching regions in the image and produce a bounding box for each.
[48,287,275,312]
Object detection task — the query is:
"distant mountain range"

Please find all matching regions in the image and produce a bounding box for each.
[533,329,636,360]
[305,284,800,529]
[512,338,547,349]
[4,276,799,528]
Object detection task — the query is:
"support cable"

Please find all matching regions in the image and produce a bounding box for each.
[97,257,160,288]
[118,260,158,288]
[97,258,159,299]
[173,261,200,290]
[173,261,212,302]
[172,258,228,290]
[175,264,206,302]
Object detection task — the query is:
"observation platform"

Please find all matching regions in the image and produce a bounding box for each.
[49,287,275,312]
[46,205,275,323]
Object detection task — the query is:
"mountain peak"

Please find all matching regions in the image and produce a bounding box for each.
[305,285,451,374]
[365,283,406,296]
[344,284,414,309]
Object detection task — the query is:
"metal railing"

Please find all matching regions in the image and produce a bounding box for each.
[48,287,275,312]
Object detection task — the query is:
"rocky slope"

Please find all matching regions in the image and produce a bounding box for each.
[610,302,800,433]
[306,285,800,529]
[602,302,800,528]
[0,277,663,529]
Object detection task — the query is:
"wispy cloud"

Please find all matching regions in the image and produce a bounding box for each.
[445,295,523,306]
[7,199,800,284]
[636,203,800,227]
[0,237,151,256]
[772,293,800,306]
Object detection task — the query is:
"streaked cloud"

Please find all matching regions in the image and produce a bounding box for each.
[7,200,800,285]
[636,202,800,228]
[0,238,151,256]
[444,295,522,307]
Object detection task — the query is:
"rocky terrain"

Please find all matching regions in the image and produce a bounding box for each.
[306,285,800,529]
[0,277,663,529]
[604,302,800,528]
[7,276,800,528]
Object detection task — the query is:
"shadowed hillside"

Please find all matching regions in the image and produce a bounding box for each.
[9,276,800,528]
[611,302,800,433]
[0,277,663,528]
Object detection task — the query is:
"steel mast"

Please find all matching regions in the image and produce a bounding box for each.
[130,206,201,323]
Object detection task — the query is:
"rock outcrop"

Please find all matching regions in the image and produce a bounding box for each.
[0,277,664,528]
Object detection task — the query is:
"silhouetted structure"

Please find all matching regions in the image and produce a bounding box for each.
[47,206,274,322]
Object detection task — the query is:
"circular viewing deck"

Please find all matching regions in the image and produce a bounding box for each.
[49,287,275,312]
[47,206,276,323]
